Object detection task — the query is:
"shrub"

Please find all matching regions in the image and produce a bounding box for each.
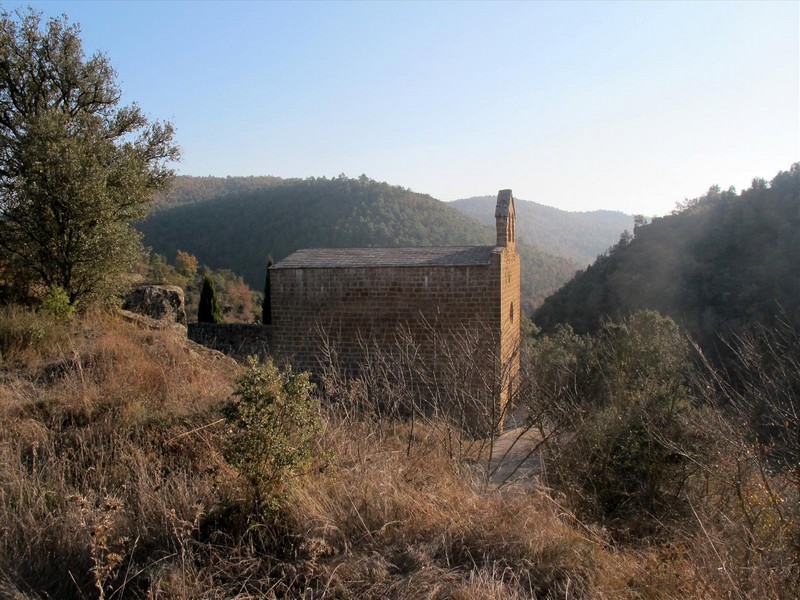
[222,357,321,512]
[531,311,709,532]
[39,285,75,321]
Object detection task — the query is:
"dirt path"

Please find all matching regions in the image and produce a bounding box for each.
[482,408,545,489]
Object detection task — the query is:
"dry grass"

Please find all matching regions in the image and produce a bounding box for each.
[0,308,796,598]
[282,419,737,600]
[0,310,237,598]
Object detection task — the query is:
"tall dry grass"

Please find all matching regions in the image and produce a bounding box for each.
[0,308,796,598]
[286,421,645,599]
[0,310,237,598]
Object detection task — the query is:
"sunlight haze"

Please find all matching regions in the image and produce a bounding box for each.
[10,0,799,216]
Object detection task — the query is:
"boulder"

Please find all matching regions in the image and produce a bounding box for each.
[123,284,186,325]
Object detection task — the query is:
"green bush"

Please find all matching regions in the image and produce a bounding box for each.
[39,286,75,321]
[531,311,708,532]
[222,358,321,512]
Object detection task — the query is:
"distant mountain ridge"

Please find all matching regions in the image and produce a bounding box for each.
[451,196,633,266]
[139,176,579,312]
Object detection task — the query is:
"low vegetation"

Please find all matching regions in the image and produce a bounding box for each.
[0,307,796,598]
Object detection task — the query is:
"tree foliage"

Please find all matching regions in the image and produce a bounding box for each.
[0,8,178,305]
[533,164,800,365]
[151,174,285,210]
[262,255,272,325]
[142,249,261,323]
[174,249,198,279]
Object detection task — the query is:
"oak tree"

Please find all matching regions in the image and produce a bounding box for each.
[0,9,179,305]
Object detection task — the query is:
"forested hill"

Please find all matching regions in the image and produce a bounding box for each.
[154,175,288,209]
[451,196,633,266]
[534,164,800,358]
[138,176,579,311]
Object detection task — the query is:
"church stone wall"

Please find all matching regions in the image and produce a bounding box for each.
[267,189,520,425]
[498,248,521,407]
[184,188,521,427]
[271,242,520,420]
[271,257,503,375]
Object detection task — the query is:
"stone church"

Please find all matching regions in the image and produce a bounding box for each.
[270,189,521,422]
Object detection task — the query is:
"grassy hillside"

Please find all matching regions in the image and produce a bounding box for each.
[0,310,642,598]
[451,196,633,266]
[139,176,578,312]
[533,164,800,362]
[1,307,795,598]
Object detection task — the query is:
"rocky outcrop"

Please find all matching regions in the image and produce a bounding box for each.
[123,284,187,325]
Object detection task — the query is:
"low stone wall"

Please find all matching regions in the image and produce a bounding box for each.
[188,323,271,361]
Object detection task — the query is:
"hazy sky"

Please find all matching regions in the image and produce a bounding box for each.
[8,1,799,215]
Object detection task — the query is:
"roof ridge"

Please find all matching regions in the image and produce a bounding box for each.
[273,245,497,269]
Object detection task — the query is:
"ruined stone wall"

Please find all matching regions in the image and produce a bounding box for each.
[187,323,271,361]
[270,259,505,376]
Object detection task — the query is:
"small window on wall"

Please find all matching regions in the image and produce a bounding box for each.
[509,302,514,322]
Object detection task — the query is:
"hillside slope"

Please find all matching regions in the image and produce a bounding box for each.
[154,175,287,209]
[451,196,633,266]
[533,164,800,359]
[1,308,793,598]
[139,176,578,311]
[0,310,712,598]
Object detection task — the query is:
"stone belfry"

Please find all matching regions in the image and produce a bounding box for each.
[495,189,516,248]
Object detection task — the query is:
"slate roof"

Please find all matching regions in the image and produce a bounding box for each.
[273,246,496,269]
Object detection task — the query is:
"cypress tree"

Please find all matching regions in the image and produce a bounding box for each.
[198,274,222,323]
[262,255,273,325]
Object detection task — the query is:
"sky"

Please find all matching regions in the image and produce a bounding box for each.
[6,1,799,215]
